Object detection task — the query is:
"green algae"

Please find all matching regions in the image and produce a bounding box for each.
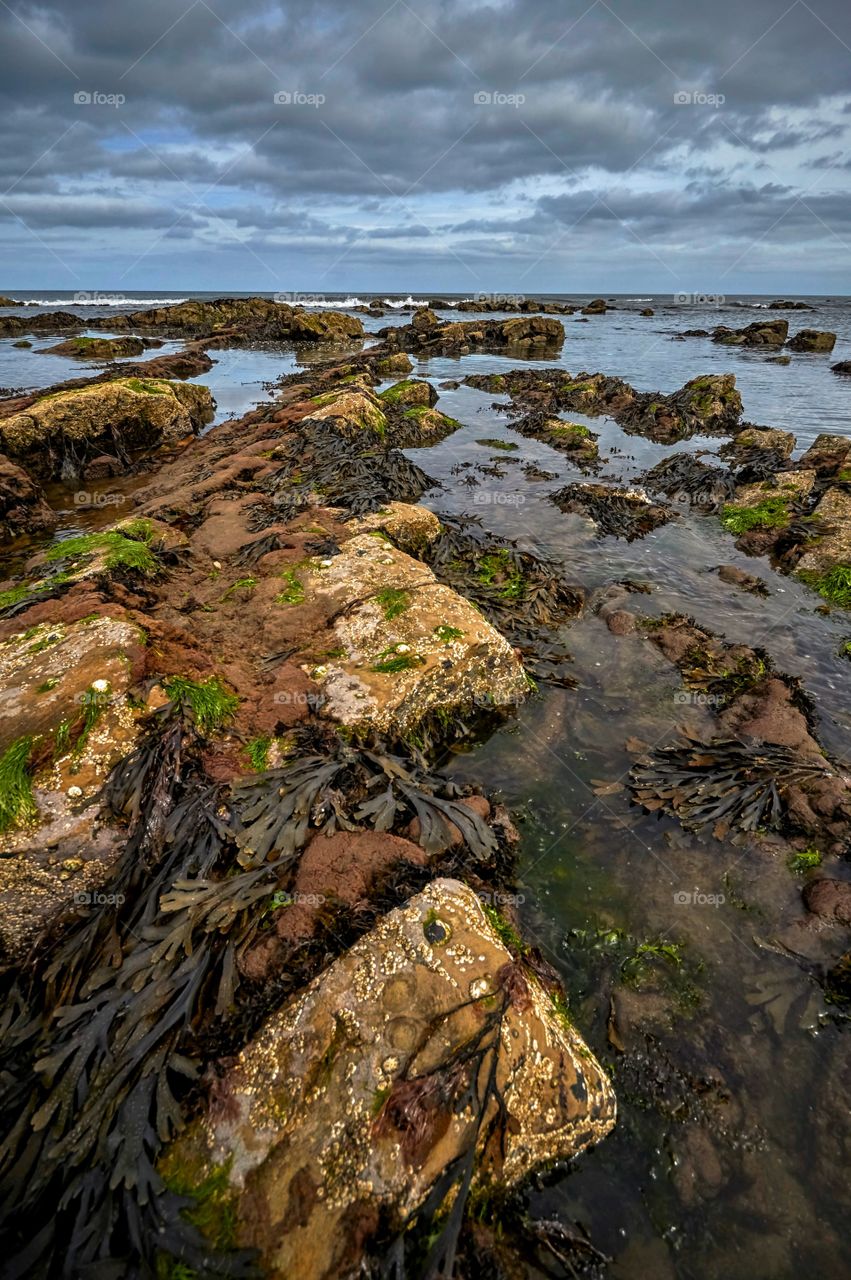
[0,735,37,833]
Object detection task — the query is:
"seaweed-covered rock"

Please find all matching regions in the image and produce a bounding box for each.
[160,878,615,1280]
[551,482,674,540]
[0,378,214,479]
[43,335,146,360]
[712,319,788,347]
[379,314,564,356]
[0,454,57,541]
[378,378,438,409]
[727,426,795,459]
[300,533,529,735]
[94,297,364,343]
[787,329,836,353]
[305,386,388,439]
[798,433,851,478]
[795,487,851,579]
[373,352,414,377]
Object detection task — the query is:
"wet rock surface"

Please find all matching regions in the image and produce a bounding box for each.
[161,878,615,1280]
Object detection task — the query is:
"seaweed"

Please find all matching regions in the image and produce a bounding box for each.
[643,454,735,513]
[254,420,437,523]
[0,735,37,833]
[629,735,831,837]
[549,482,674,540]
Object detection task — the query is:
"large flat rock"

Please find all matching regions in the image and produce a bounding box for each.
[301,533,529,735]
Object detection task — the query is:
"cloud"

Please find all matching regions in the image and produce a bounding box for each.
[0,0,849,288]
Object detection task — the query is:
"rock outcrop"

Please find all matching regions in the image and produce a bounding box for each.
[160,878,616,1280]
[0,377,214,478]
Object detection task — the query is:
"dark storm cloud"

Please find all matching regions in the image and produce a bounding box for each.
[1,0,850,287]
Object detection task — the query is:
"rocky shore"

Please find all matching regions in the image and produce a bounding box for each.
[1,297,849,1279]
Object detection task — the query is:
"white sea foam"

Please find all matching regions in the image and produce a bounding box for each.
[14,297,188,307]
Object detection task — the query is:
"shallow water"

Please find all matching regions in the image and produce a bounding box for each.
[2,293,849,1277]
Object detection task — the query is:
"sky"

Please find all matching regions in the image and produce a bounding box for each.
[1,0,850,294]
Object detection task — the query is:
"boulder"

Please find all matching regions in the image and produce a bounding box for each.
[43,335,145,360]
[582,298,607,314]
[730,426,795,458]
[379,315,564,356]
[798,433,851,479]
[160,878,616,1280]
[0,378,215,479]
[0,455,57,541]
[378,379,438,409]
[91,298,364,344]
[300,533,529,735]
[831,361,851,377]
[712,319,787,346]
[305,386,388,438]
[787,329,836,353]
[372,352,414,378]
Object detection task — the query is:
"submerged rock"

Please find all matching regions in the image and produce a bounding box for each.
[300,532,529,736]
[0,377,214,479]
[0,454,57,541]
[551,482,675,540]
[160,878,615,1280]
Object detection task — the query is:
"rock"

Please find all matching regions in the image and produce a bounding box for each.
[0,295,18,307]
[372,352,414,378]
[831,360,851,377]
[305,386,388,438]
[787,329,836,353]
[43,335,145,360]
[767,355,791,365]
[769,299,814,310]
[712,319,788,347]
[798,433,851,479]
[717,565,768,595]
[0,378,215,479]
[160,879,616,1280]
[274,830,429,942]
[300,533,529,736]
[0,613,148,953]
[379,315,564,357]
[344,501,442,555]
[90,297,364,344]
[12,339,31,348]
[640,308,654,316]
[582,298,607,314]
[795,487,851,577]
[803,879,851,927]
[0,454,57,541]
[0,310,84,338]
[83,453,122,480]
[730,426,795,458]
[377,379,438,409]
